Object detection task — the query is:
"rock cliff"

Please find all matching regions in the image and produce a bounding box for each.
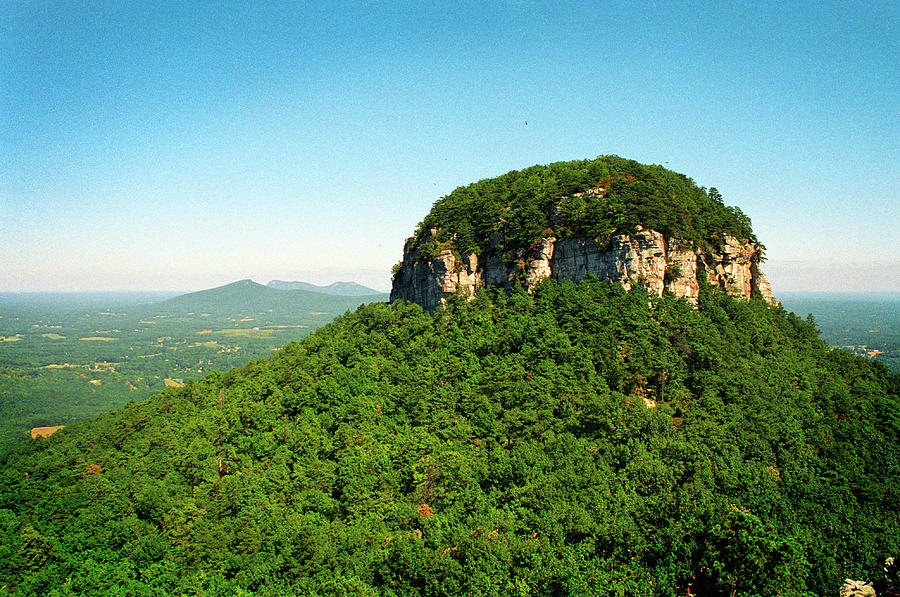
[391,226,777,310]
[390,157,779,310]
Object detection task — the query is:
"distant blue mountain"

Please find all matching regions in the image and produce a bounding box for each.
[0,291,182,314]
[138,279,387,315]
[266,280,382,296]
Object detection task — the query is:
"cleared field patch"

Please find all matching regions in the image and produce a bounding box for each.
[79,336,118,341]
[191,341,222,349]
[30,425,64,439]
[2,335,23,342]
[41,333,66,340]
[214,328,279,338]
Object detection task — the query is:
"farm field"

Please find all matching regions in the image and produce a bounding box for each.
[0,281,387,453]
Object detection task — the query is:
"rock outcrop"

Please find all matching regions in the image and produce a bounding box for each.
[390,227,778,310]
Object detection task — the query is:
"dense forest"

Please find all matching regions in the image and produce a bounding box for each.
[0,279,897,596]
[413,156,757,260]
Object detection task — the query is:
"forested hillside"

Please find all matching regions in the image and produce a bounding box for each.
[132,279,386,315]
[1,280,896,596]
[0,282,387,453]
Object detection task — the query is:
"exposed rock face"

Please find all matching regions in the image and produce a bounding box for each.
[390,227,778,310]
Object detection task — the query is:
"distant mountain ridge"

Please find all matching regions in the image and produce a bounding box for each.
[266,280,382,296]
[128,279,387,316]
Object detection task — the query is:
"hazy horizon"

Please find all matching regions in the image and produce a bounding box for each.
[3,276,899,298]
[0,261,897,295]
[0,274,392,295]
[4,2,898,294]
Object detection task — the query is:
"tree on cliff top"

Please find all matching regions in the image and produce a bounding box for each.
[415,156,758,258]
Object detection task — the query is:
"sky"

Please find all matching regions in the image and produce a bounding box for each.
[2,1,898,293]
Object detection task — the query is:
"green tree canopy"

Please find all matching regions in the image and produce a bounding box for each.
[415,156,759,259]
[0,280,896,595]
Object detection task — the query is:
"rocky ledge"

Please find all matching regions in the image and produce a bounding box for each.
[390,227,777,310]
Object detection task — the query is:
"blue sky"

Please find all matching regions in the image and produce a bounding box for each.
[2,1,898,292]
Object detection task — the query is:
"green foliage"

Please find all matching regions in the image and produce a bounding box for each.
[664,264,683,285]
[0,285,388,454]
[415,156,758,259]
[0,281,897,595]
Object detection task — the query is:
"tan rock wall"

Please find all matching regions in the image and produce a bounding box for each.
[390,229,778,309]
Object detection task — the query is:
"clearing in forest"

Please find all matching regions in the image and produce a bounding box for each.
[29,425,64,439]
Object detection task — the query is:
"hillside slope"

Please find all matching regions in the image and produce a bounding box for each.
[0,280,896,596]
[134,279,388,315]
[0,282,389,455]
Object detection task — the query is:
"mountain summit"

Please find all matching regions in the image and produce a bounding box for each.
[266,280,382,296]
[392,156,776,309]
[138,279,387,315]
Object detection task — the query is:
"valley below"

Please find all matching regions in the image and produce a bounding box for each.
[0,285,895,457]
[0,281,387,453]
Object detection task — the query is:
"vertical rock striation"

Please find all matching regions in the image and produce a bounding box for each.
[390,227,778,310]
